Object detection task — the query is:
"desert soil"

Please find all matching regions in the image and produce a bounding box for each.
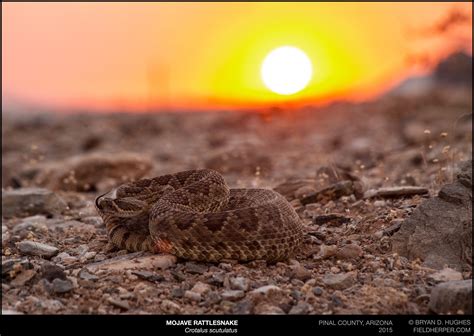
[1,88,472,315]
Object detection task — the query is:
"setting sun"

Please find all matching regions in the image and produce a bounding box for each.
[261,46,313,95]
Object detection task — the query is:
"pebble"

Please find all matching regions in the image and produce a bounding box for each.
[250,285,282,295]
[289,302,311,314]
[229,277,249,291]
[171,287,185,298]
[207,272,225,286]
[184,290,202,302]
[313,286,324,296]
[190,281,212,295]
[289,265,312,281]
[41,263,67,282]
[428,268,463,283]
[429,280,472,314]
[1,188,68,218]
[335,244,363,259]
[108,297,130,310]
[184,262,208,274]
[11,215,49,234]
[219,262,233,271]
[254,303,285,315]
[53,252,78,265]
[232,300,254,314]
[373,200,386,207]
[17,240,59,258]
[79,269,99,281]
[50,278,74,293]
[86,253,176,272]
[221,290,245,301]
[132,270,164,282]
[317,244,338,259]
[161,299,181,314]
[322,272,356,290]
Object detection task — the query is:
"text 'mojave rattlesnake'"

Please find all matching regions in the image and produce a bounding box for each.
[95,169,304,262]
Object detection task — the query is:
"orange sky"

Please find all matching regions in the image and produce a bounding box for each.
[2,2,472,112]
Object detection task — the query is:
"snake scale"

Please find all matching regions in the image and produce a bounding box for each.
[95,169,305,262]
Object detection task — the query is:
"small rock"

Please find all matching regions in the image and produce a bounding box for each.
[50,278,74,293]
[86,253,176,272]
[12,215,48,234]
[221,290,245,301]
[219,263,233,271]
[53,252,78,265]
[313,286,324,296]
[335,244,363,260]
[184,262,208,274]
[171,287,185,298]
[373,200,386,207]
[132,270,164,282]
[184,290,202,302]
[322,272,356,290]
[289,265,312,282]
[364,186,428,199]
[429,280,472,314]
[79,269,99,281]
[289,302,310,315]
[107,297,130,310]
[429,268,463,283]
[312,214,351,226]
[232,300,254,314]
[229,277,249,291]
[170,270,186,282]
[2,188,68,218]
[191,281,212,295]
[254,303,285,315]
[41,263,67,282]
[17,240,59,258]
[250,285,282,295]
[300,181,354,205]
[1,258,20,276]
[10,269,37,287]
[207,272,225,286]
[161,299,181,314]
[317,244,338,259]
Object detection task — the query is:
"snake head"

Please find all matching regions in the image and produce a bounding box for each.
[95,188,148,217]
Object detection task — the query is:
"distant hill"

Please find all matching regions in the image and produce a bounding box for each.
[390,51,472,97]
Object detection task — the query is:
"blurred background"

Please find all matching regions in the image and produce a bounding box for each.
[2,2,472,112]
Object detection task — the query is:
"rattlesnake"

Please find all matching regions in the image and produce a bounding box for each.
[95,169,304,262]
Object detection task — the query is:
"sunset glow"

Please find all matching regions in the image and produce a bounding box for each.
[261,46,313,95]
[2,2,472,112]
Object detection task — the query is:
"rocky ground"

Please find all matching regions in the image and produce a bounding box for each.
[1,87,472,315]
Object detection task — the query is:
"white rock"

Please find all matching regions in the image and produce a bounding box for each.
[17,240,59,258]
[86,252,176,272]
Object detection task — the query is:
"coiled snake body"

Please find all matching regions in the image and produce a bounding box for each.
[95,169,304,262]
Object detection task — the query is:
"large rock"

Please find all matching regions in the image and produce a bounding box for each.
[2,188,68,218]
[429,280,472,314]
[392,160,472,271]
[30,152,153,192]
